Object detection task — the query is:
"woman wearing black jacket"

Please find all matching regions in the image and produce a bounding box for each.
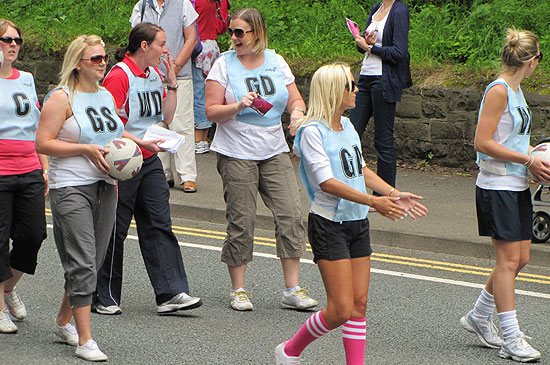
[350,0,411,190]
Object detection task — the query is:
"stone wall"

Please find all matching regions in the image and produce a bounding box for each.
[18,51,550,168]
[292,76,550,168]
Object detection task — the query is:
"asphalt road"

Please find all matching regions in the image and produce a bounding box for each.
[1,215,549,364]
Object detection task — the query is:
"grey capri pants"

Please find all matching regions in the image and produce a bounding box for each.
[217,152,306,266]
[49,181,116,308]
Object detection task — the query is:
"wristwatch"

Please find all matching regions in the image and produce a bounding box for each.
[166,84,178,91]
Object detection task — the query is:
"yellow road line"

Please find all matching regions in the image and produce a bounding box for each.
[373,258,550,285]
[45,211,549,284]
[372,253,550,280]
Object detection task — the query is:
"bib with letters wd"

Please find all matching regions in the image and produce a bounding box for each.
[114,62,164,138]
[0,71,40,141]
[476,79,531,176]
[225,49,288,127]
[294,117,369,222]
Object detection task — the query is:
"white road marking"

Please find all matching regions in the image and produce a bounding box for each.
[170,236,550,300]
[47,225,549,300]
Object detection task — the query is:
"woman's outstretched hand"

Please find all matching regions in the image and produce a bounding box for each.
[394,192,428,219]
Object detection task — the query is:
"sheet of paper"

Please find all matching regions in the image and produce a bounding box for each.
[346,18,360,37]
[143,124,185,154]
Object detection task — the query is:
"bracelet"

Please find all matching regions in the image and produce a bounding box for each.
[388,188,396,197]
[43,169,49,175]
[166,84,178,91]
[366,194,372,206]
[292,107,306,114]
[525,155,535,168]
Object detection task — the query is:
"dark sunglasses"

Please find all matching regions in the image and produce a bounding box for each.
[345,80,357,91]
[81,54,109,64]
[535,52,543,62]
[228,28,253,38]
[0,36,23,45]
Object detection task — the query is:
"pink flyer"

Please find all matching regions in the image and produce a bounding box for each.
[250,96,273,116]
[346,18,360,37]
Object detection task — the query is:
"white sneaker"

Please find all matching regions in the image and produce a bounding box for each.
[275,342,300,365]
[93,304,122,315]
[281,287,318,310]
[75,339,108,362]
[230,290,253,311]
[499,334,542,362]
[4,288,27,320]
[53,322,79,346]
[0,309,17,333]
[195,141,210,154]
[157,292,202,314]
[460,310,503,349]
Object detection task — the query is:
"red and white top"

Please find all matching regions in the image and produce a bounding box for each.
[103,55,166,160]
[0,68,42,175]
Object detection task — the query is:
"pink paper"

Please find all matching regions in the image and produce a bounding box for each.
[346,18,360,37]
[250,96,273,116]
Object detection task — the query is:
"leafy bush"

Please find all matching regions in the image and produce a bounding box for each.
[1,0,549,85]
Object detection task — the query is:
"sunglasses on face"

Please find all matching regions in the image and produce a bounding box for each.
[345,80,357,91]
[228,28,253,38]
[80,54,109,64]
[0,36,23,45]
[535,52,543,62]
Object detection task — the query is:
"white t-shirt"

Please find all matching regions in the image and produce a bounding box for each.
[293,123,367,214]
[360,9,388,76]
[206,54,295,160]
[49,115,115,189]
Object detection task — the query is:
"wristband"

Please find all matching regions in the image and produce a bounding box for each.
[43,169,49,174]
[166,84,178,91]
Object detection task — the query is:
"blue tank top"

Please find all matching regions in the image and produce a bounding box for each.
[0,71,41,141]
[294,117,369,222]
[476,79,531,177]
[113,62,164,138]
[224,49,289,127]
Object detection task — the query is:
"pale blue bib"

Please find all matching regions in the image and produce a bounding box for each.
[0,71,41,141]
[114,62,164,138]
[476,79,531,176]
[50,86,124,145]
[225,49,289,127]
[295,117,369,222]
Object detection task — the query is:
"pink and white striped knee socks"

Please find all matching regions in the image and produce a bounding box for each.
[342,317,367,365]
[284,311,333,357]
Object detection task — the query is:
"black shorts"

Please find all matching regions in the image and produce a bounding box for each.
[307,213,372,262]
[476,187,533,242]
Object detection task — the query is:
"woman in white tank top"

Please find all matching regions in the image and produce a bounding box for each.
[459,29,546,362]
[36,35,123,362]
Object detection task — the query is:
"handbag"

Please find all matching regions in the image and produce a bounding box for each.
[215,0,231,35]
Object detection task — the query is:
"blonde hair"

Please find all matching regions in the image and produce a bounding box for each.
[58,35,104,101]
[501,28,539,69]
[0,19,21,38]
[231,8,268,54]
[294,63,354,130]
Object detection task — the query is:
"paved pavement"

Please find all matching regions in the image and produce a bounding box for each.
[169,152,550,268]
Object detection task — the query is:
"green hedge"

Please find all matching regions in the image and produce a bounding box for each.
[1,0,549,83]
